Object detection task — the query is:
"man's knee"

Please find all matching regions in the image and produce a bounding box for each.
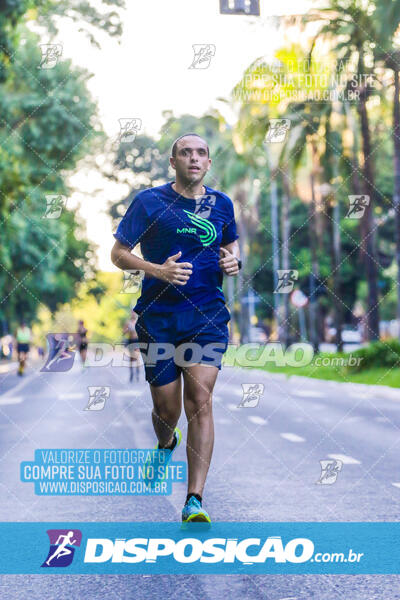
[184,391,213,419]
[153,404,180,424]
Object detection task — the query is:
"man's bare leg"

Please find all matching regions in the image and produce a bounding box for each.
[182,364,219,496]
[150,377,182,448]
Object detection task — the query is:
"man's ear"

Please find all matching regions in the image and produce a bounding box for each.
[169,157,176,170]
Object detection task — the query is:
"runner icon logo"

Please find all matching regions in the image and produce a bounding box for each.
[85,386,110,411]
[193,194,216,219]
[40,334,76,372]
[42,529,82,567]
[238,383,265,407]
[316,459,343,485]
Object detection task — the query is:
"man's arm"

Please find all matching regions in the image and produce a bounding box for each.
[110,240,193,286]
[219,240,240,276]
[111,240,159,277]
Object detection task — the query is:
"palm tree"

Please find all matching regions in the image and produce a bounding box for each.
[303,0,380,340]
[374,0,400,339]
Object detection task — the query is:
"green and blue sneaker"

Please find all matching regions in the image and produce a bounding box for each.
[144,427,182,485]
[182,496,211,525]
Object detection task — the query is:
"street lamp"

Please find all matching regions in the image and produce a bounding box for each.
[219,0,260,15]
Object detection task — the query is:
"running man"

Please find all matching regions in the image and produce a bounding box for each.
[15,321,32,376]
[123,309,141,382]
[76,320,88,366]
[45,531,76,566]
[111,133,241,523]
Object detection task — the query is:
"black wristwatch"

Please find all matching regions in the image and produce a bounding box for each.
[235,258,242,270]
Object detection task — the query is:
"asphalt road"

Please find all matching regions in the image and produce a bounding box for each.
[0,356,400,599]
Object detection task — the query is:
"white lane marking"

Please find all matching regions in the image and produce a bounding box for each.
[292,390,326,398]
[327,453,361,464]
[375,416,391,423]
[0,396,23,406]
[392,483,400,489]
[343,416,363,423]
[59,393,84,400]
[116,389,144,397]
[227,403,241,411]
[0,370,40,398]
[222,388,244,397]
[248,416,268,425]
[0,362,18,374]
[280,433,305,442]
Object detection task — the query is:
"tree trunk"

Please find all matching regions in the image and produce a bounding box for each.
[393,66,400,339]
[281,167,291,347]
[357,94,380,341]
[307,140,324,352]
[309,167,320,352]
[270,167,281,339]
[234,184,250,343]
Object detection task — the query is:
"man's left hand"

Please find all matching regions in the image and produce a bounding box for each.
[219,247,239,276]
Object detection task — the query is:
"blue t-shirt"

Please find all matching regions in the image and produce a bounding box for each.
[114,181,239,315]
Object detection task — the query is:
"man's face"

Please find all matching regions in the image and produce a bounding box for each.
[170,136,211,184]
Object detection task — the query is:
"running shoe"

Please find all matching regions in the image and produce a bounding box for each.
[181,496,211,524]
[144,427,182,485]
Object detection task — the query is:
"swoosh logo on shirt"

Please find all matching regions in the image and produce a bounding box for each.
[183,210,217,246]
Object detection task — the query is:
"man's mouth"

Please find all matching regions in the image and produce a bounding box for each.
[188,166,200,172]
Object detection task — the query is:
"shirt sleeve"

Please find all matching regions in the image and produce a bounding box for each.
[113,194,149,249]
[221,197,239,245]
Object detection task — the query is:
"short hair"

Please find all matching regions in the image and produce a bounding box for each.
[171,133,209,158]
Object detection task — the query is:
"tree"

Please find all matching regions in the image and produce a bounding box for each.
[304,0,380,340]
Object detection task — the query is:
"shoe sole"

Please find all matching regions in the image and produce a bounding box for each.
[181,516,212,531]
[182,513,211,524]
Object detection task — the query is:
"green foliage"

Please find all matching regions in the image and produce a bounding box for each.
[347,340,400,372]
[0,0,124,333]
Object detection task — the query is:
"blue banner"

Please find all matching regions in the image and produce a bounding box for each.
[20,449,187,495]
[0,522,398,574]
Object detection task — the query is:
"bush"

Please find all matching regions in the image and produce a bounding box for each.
[346,339,400,372]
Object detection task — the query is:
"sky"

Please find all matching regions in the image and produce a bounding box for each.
[46,0,312,270]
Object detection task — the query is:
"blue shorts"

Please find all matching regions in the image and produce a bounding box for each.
[135,299,230,387]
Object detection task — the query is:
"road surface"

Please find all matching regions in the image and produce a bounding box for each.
[0,357,400,599]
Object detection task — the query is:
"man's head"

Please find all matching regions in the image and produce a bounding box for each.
[170,133,211,186]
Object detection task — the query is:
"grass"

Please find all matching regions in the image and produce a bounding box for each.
[234,350,400,388]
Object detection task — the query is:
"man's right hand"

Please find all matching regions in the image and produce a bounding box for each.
[155,251,193,285]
